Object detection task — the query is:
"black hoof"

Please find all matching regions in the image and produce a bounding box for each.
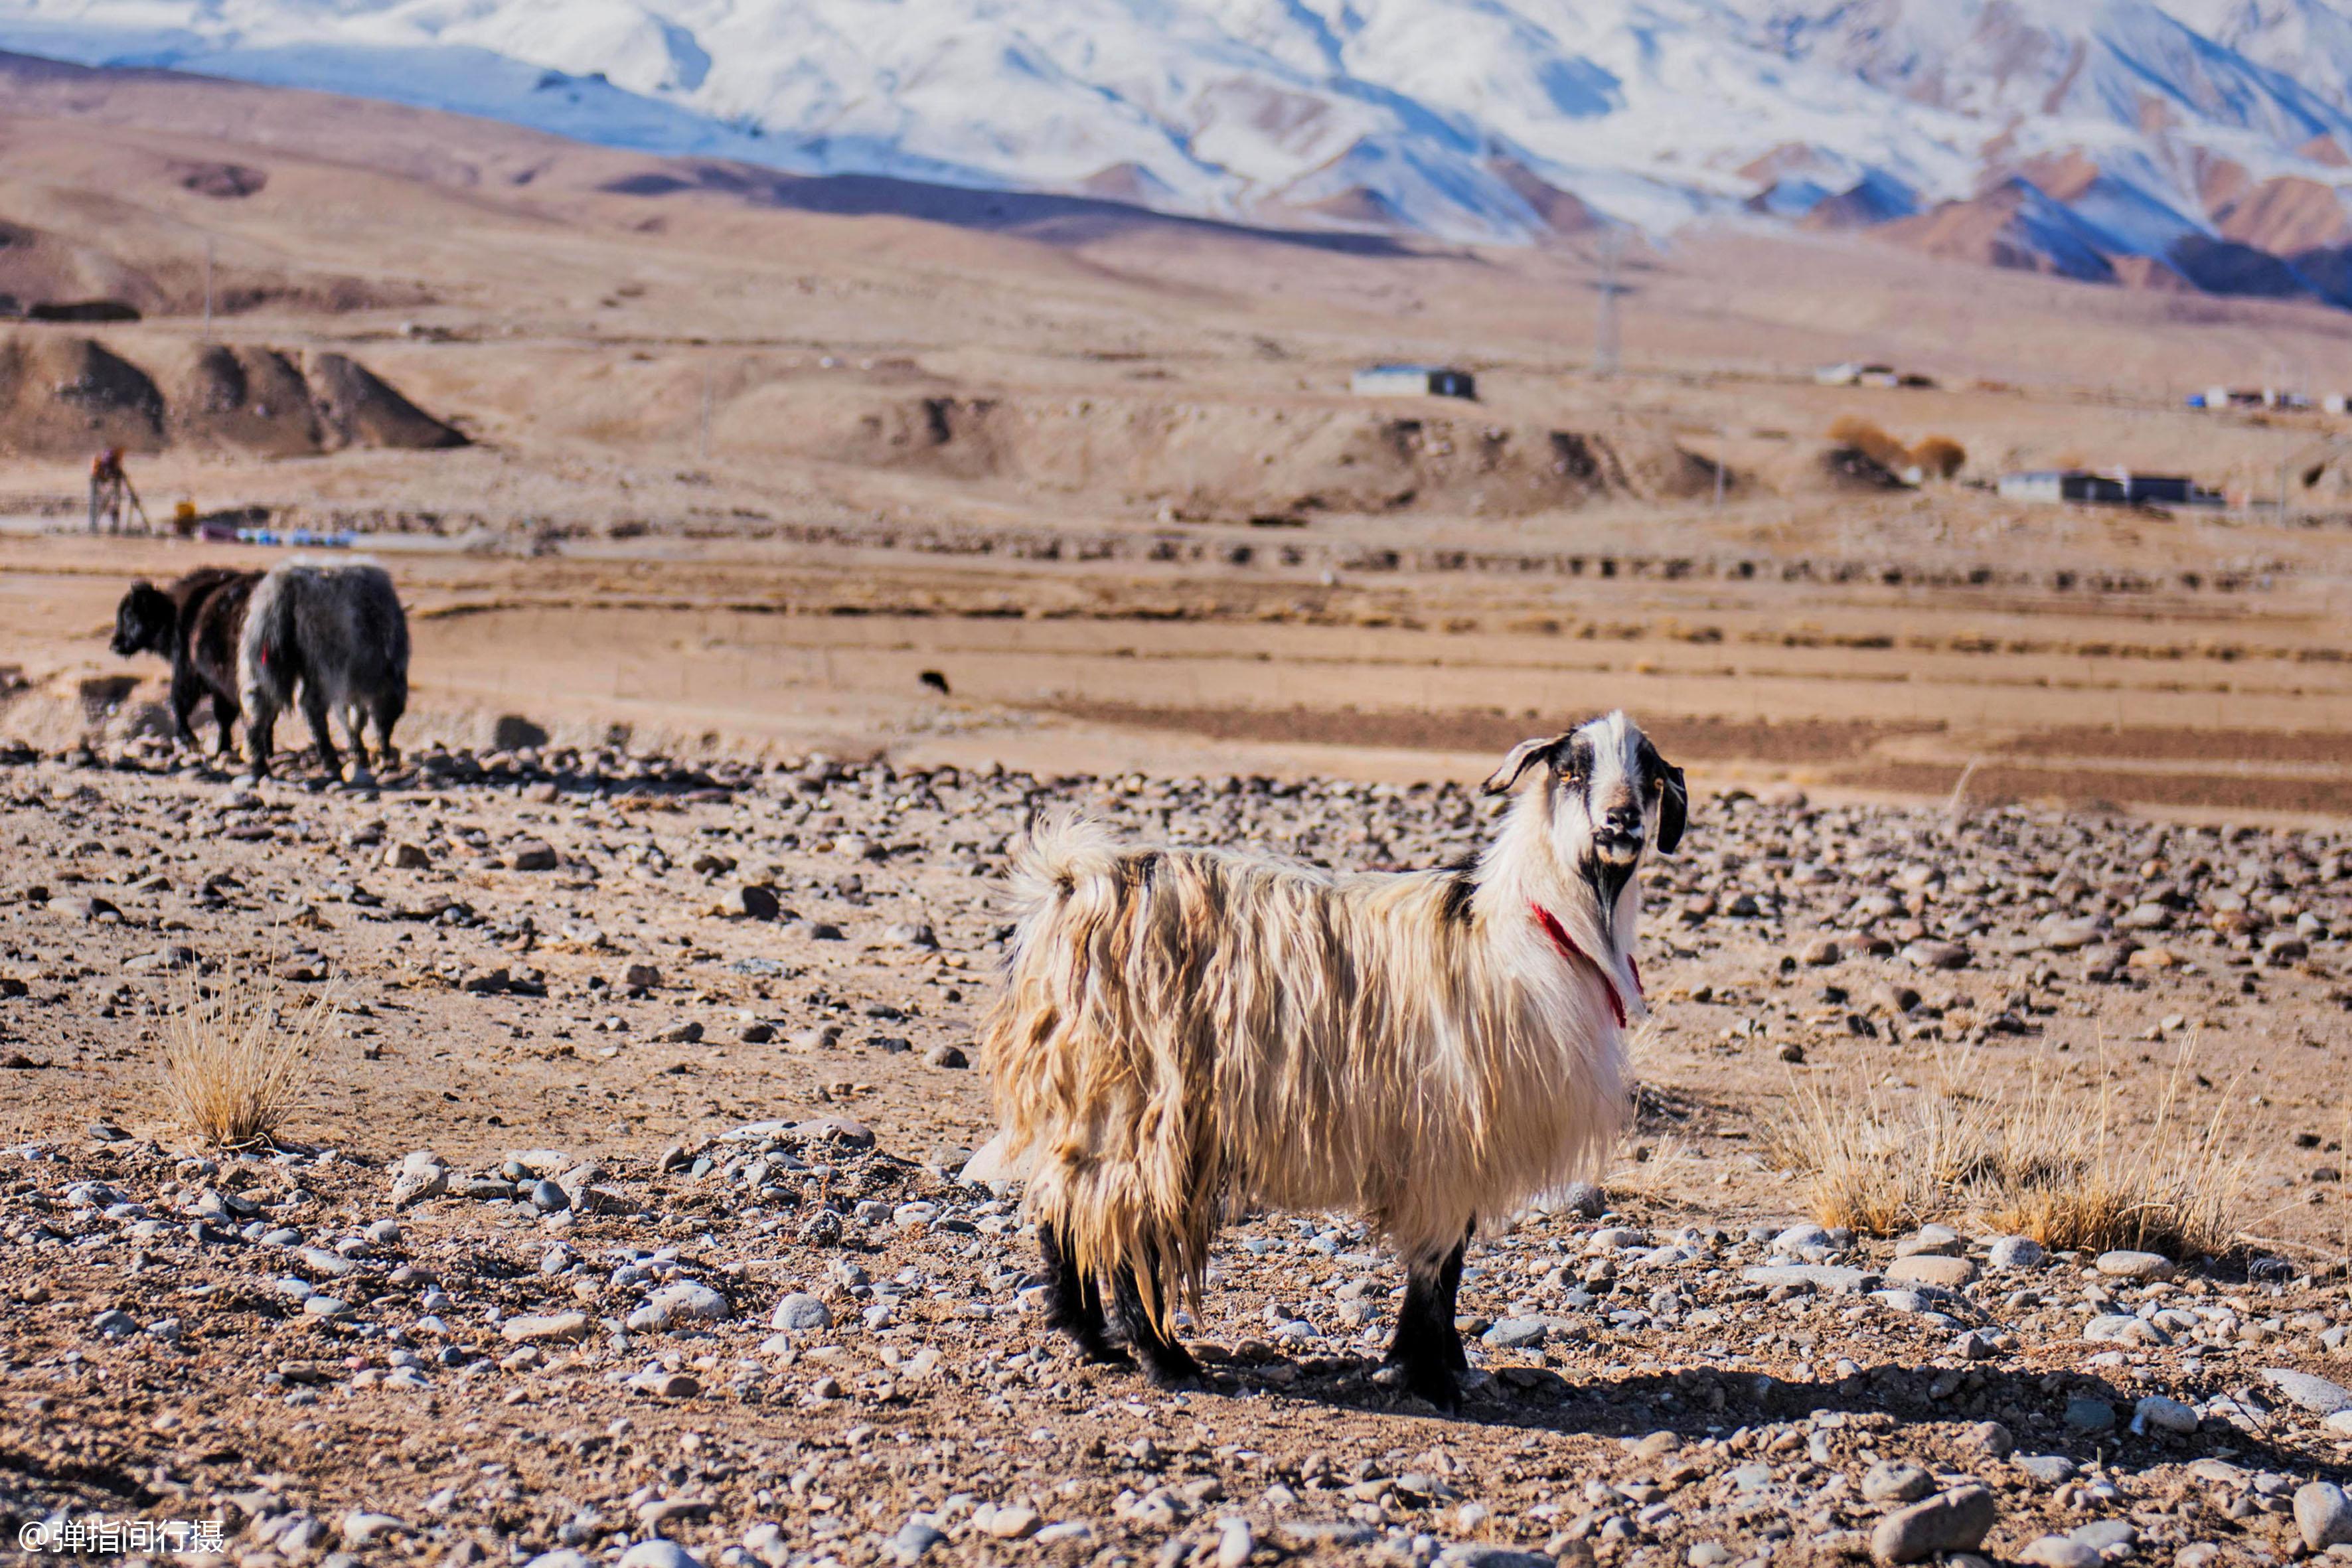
[1139,1346,1203,1389]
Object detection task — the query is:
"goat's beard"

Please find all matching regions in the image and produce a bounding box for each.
[1583,844,1639,908]
[1588,828,1642,867]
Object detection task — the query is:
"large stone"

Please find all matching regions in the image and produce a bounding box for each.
[1870,1487,1996,1565]
[1885,1255,1977,1289]
[2092,1250,2174,1281]
[2260,1368,2352,1415]
[1741,1264,1876,1294]
[2017,1539,2099,1568]
[617,1543,704,1568]
[501,1312,589,1343]
[632,1281,730,1329]
[1903,940,1972,971]
[1986,1235,2043,1269]
[2294,1483,2352,1551]
[709,884,781,921]
[1482,1316,1548,1350]
[2083,1314,2167,1346]
[505,839,559,872]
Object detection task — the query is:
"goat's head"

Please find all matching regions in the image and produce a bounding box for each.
[110,582,175,659]
[1482,711,1686,902]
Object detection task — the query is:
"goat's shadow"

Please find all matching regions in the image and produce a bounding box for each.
[1173,1353,2345,1485]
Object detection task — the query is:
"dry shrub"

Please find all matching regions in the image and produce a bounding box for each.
[161,971,335,1148]
[1762,1046,2249,1260]
[1825,415,1915,476]
[1909,434,1967,479]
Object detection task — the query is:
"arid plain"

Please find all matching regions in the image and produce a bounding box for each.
[1,49,2349,1568]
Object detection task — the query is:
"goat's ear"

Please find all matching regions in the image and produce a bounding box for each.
[1638,738,1688,854]
[1481,736,1559,796]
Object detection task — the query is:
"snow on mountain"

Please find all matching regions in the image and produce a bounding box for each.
[6,0,2352,298]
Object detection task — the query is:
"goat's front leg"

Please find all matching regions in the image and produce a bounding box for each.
[1040,1224,1125,1365]
[1386,1224,1473,1410]
[1109,1245,1200,1389]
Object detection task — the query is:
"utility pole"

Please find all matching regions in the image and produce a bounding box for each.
[1592,228,1625,378]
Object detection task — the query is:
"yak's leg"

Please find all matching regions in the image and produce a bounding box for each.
[299,688,341,779]
[212,694,239,761]
[1040,1225,1125,1365]
[242,694,277,779]
[372,688,405,770]
[341,704,372,777]
[1109,1249,1200,1388]
[168,665,203,751]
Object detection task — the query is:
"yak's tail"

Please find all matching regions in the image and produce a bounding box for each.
[236,561,301,711]
[981,810,1212,1332]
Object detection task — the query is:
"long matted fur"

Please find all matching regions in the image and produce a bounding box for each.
[984,713,1678,1338]
[236,557,410,777]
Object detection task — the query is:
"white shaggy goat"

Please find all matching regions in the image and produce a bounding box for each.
[982,710,1686,1407]
[237,558,410,783]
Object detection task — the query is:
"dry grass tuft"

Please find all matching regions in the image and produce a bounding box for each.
[1826,415,1914,476]
[1909,434,1967,479]
[1762,1045,2250,1260]
[161,972,335,1148]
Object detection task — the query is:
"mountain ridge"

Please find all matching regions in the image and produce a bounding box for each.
[8,0,2352,303]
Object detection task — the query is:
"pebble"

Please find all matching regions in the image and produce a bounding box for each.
[629,1281,730,1330]
[1483,1316,1547,1350]
[615,1543,704,1568]
[2083,1314,2165,1346]
[982,1506,1041,1540]
[2014,1455,2075,1485]
[2132,1394,2199,1435]
[1741,1264,1875,1293]
[771,1293,833,1332]
[528,1180,570,1213]
[2062,1397,2116,1433]
[890,1520,945,1563]
[341,1514,405,1547]
[2092,1249,2174,1281]
[1770,1223,1832,1254]
[1902,939,1972,971]
[1870,1486,1996,1565]
[1861,1462,1932,1504]
[2017,1537,2099,1568]
[1986,1235,2043,1269]
[1217,1523,1255,1568]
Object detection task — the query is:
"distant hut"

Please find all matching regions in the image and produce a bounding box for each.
[1351,364,1476,400]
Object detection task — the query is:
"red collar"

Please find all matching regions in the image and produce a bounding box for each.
[1531,902,1636,1028]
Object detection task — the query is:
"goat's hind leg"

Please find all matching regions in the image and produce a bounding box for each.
[1039,1225,1125,1366]
[1109,1247,1200,1388]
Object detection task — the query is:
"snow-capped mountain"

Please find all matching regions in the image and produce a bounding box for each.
[8,0,2352,299]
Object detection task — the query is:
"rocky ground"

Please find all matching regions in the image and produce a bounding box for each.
[1,734,2350,1568]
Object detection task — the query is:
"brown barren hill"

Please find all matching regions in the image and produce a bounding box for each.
[167,342,325,456]
[306,351,467,449]
[0,332,163,456]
